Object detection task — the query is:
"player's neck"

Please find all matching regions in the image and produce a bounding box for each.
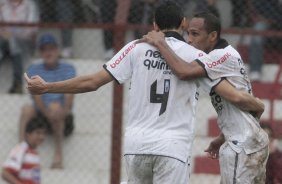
[161,29,182,35]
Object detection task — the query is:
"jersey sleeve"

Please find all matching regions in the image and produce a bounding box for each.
[2,144,25,174]
[195,50,233,80]
[103,41,137,84]
[197,77,222,94]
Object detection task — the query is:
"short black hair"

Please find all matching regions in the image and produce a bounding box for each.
[193,12,221,39]
[25,117,47,134]
[154,0,184,30]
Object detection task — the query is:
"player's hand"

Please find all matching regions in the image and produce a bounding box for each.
[24,73,48,95]
[255,97,264,119]
[205,142,220,159]
[204,136,225,159]
[137,31,165,47]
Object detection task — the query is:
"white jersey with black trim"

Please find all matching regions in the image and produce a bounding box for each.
[104,33,214,162]
[196,42,269,154]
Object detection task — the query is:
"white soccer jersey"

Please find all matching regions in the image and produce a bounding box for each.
[104,32,214,162]
[196,42,269,154]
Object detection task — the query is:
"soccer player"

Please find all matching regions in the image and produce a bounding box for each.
[140,12,269,184]
[24,2,264,184]
[2,118,46,184]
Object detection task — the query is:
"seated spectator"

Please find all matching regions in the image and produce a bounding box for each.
[0,0,39,93]
[261,123,282,184]
[19,34,76,169]
[36,0,84,58]
[2,118,46,184]
[248,0,282,81]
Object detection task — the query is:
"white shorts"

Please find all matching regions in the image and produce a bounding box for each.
[219,142,269,184]
[124,154,191,184]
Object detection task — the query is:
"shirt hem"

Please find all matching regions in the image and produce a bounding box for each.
[123,152,188,163]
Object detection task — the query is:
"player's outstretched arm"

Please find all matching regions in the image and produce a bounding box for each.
[24,69,113,95]
[141,31,206,79]
[214,80,264,119]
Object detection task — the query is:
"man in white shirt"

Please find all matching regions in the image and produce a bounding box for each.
[24,2,264,184]
[0,0,39,93]
[141,12,269,184]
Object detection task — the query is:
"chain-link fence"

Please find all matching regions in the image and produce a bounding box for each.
[0,0,282,184]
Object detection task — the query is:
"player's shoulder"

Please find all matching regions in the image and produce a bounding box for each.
[164,37,188,49]
[226,45,242,58]
[178,42,206,60]
[210,45,240,57]
[117,40,143,56]
[208,45,236,61]
[134,39,156,50]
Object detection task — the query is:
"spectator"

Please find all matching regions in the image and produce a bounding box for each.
[248,0,282,81]
[55,0,75,58]
[128,0,155,40]
[0,0,39,94]
[100,0,155,60]
[261,123,282,184]
[2,118,46,184]
[101,0,218,61]
[36,0,84,58]
[194,0,219,18]
[230,0,251,27]
[19,34,76,169]
[100,0,116,60]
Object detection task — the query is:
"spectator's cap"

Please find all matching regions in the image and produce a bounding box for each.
[38,34,58,49]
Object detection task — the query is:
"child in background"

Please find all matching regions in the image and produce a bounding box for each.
[2,118,46,184]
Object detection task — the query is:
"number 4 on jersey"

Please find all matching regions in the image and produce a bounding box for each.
[150,79,170,116]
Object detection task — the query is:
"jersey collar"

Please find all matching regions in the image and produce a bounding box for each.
[164,31,185,42]
[213,38,229,50]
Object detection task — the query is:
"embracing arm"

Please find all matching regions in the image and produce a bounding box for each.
[25,69,113,95]
[214,80,264,118]
[155,39,205,79]
[141,31,206,79]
